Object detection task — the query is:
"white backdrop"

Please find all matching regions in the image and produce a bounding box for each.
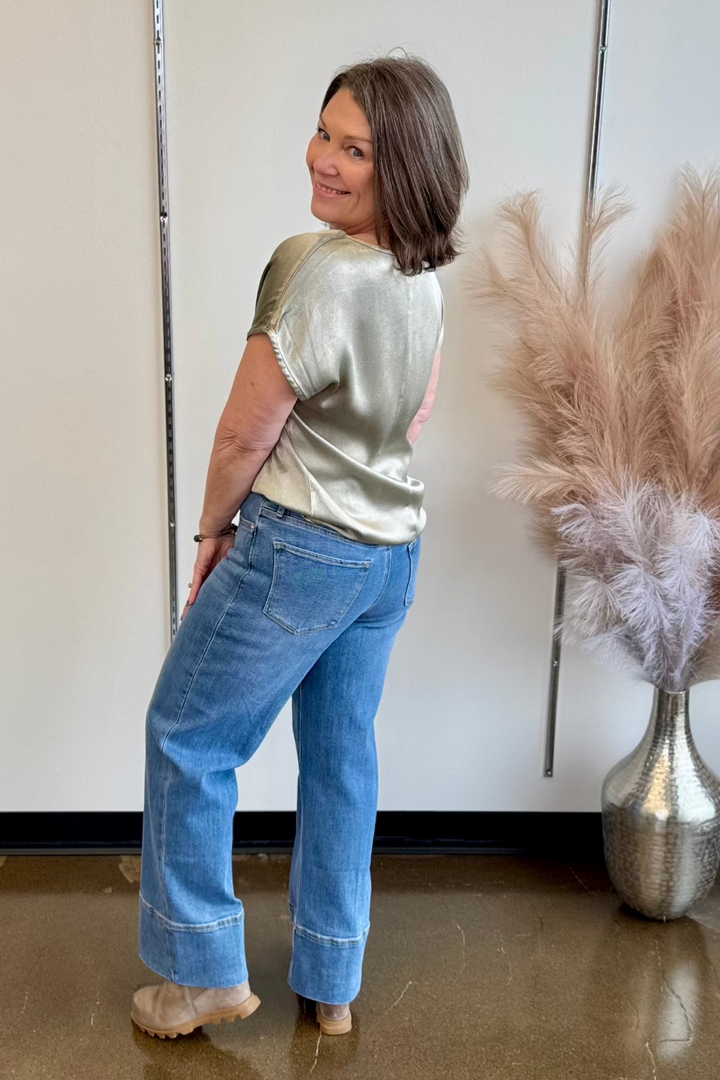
[2,0,719,812]
[1,1,167,811]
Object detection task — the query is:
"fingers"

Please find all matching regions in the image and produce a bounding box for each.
[181,587,197,621]
[181,539,229,621]
[185,563,207,610]
[187,578,201,607]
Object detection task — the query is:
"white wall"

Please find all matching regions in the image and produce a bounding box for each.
[0,1,167,810]
[2,0,719,813]
[556,0,720,803]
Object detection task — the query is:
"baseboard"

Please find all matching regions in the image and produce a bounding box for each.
[0,811,604,858]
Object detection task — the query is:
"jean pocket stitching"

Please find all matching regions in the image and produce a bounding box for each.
[263,541,372,633]
[270,540,372,569]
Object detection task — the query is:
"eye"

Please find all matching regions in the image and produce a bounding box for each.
[315,126,365,159]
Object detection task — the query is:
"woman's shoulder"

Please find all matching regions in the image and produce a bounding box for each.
[249,231,350,336]
[257,230,374,308]
[264,230,345,279]
[253,229,399,323]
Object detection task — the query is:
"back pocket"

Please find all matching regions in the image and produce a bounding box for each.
[263,540,372,634]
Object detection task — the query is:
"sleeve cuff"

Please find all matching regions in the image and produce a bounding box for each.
[246,327,308,400]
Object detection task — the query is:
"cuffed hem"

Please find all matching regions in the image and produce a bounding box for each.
[287,908,369,1004]
[138,893,248,988]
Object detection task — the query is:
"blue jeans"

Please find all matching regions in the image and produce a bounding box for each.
[138,490,421,1005]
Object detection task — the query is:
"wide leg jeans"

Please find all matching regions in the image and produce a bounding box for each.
[138,490,421,1005]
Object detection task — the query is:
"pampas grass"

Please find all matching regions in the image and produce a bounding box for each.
[475,166,720,691]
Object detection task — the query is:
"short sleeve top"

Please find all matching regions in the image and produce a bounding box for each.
[246,229,444,545]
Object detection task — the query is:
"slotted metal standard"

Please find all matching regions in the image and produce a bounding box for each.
[544,0,611,777]
[152,0,179,640]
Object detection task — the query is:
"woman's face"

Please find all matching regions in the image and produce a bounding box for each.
[306,88,378,240]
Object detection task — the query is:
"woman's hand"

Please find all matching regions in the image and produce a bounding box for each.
[181,534,236,621]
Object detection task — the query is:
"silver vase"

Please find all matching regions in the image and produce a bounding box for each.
[601,686,720,919]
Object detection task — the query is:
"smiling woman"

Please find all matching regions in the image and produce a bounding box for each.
[133,53,468,1043]
[308,89,379,242]
[309,58,468,271]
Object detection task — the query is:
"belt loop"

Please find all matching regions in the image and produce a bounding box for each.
[260,499,286,519]
[243,490,267,525]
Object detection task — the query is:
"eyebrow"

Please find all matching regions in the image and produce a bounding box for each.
[317,113,373,144]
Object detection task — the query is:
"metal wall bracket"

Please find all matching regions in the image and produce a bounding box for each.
[152,0,179,640]
[544,0,611,776]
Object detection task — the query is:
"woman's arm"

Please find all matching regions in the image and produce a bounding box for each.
[198,333,298,535]
[407,348,442,444]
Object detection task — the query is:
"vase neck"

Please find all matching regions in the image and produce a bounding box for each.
[651,687,691,738]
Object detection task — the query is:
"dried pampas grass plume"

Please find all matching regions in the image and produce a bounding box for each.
[473,166,720,691]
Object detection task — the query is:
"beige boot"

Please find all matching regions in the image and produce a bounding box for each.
[316,1000,352,1035]
[131,977,260,1038]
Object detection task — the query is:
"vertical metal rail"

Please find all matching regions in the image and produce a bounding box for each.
[152,0,179,640]
[544,0,611,776]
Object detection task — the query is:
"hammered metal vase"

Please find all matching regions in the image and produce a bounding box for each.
[602,686,720,920]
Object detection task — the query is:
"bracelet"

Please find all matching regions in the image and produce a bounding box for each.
[193,523,238,543]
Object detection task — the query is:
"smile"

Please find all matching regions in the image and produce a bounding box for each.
[314,179,350,198]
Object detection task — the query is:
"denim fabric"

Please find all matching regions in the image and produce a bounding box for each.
[139,490,421,1005]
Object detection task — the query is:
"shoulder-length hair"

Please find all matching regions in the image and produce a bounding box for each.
[321,54,469,276]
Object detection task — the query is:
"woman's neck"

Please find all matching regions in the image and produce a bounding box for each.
[340,228,391,251]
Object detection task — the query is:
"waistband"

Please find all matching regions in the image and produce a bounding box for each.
[239,490,273,526]
[240,491,350,535]
[238,490,401,549]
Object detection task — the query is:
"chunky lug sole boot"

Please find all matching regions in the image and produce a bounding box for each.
[131,978,260,1039]
[315,1001,352,1035]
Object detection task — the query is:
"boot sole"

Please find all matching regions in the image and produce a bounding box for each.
[131,991,261,1038]
[315,1001,352,1035]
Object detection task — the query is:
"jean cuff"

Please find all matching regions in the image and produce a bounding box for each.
[287,909,368,1004]
[139,893,248,988]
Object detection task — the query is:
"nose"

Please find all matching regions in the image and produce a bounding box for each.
[312,147,343,179]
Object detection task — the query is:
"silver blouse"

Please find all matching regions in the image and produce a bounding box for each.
[246,228,444,545]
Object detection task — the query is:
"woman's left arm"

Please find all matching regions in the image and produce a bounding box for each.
[184,333,298,616]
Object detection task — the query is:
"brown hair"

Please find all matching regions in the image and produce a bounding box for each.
[321,53,469,276]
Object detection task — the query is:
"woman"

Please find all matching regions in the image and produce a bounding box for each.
[130,54,468,1039]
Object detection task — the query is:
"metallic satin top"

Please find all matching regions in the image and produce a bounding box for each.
[246,229,444,545]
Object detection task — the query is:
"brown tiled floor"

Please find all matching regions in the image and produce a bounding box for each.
[1,852,719,1079]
